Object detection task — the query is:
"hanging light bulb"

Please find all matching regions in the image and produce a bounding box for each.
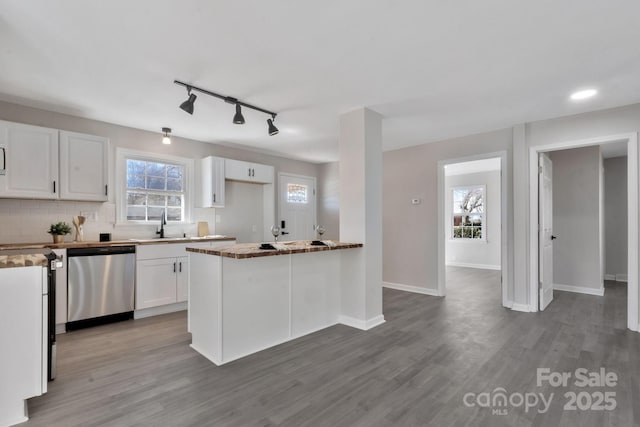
[162,127,171,145]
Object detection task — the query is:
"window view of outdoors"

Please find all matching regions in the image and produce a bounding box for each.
[126,159,184,221]
[452,186,484,239]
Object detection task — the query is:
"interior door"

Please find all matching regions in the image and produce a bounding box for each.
[539,153,554,310]
[279,174,317,241]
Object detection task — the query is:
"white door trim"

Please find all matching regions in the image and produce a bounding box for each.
[527,133,639,332]
[437,150,509,308]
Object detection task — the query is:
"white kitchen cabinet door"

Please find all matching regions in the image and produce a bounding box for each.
[224,158,254,182]
[59,131,109,201]
[0,120,59,199]
[136,258,178,309]
[200,156,225,207]
[176,256,189,302]
[251,163,274,184]
[225,158,274,184]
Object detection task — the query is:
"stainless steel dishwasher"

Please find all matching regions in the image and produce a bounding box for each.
[67,245,135,330]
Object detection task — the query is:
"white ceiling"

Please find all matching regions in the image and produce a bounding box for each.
[1,1,640,163]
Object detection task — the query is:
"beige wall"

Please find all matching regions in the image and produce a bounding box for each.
[317,161,340,240]
[550,147,602,290]
[0,100,320,244]
[604,156,628,279]
[382,128,512,293]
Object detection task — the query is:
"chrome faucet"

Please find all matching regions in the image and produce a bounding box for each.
[156,210,166,238]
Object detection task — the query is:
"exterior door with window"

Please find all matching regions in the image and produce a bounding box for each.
[278,174,316,241]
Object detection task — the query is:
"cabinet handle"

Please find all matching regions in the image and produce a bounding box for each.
[179,262,182,272]
[252,168,255,177]
[173,262,176,273]
[0,147,5,174]
[53,181,56,194]
[213,193,216,203]
[105,184,108,196]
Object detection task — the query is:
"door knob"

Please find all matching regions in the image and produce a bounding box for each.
[551,235,557,240]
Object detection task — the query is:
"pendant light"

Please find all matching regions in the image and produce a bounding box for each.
[162,127,172,145]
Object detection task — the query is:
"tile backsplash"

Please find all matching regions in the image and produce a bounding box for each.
[0,199,217,244]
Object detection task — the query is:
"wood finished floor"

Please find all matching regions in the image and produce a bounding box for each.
[25,267,638,427]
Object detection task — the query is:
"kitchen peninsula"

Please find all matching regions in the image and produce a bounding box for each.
[187,241,363,365]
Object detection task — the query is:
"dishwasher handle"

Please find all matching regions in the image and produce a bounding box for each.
[67,246,136,257]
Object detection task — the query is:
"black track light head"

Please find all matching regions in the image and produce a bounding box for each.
[180,89,197,115]
[267,117,279,136]
[233,104,245,124]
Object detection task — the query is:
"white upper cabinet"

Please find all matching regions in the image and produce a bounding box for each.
[0,121,109,201]
[225,158,274,184]
[59,131,109,201]
[0,120,59,199]
[200,156,225,207]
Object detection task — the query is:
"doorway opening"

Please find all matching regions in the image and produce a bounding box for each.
[529,133,638,331]
[437,151,509,307]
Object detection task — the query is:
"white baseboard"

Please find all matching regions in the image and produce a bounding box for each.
[338,314,386,330]
[446,262,501,271]
[382,281,440,296]
[134,302,187,319]
[554,283,604,296]
[605,273,628,282]
[511,303,532,312]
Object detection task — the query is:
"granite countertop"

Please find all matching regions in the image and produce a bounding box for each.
[0,236,236,251]
[186,241,363,259]
[0,248,52,268]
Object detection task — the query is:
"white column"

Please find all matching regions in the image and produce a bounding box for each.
[338,108,385,329]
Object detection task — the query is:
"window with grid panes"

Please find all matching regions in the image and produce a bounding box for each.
[125,158,185,222]
[452,186,484,239]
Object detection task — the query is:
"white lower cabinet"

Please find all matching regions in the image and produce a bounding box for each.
[136,257,181,309]
[0,265,46,426]
[136,241,232,312]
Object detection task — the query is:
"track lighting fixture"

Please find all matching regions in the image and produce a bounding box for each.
[179,88,197,115]
[162,127,172,145]
[233,104,245,124]
[267,117,279,136]
[174,80,279,136]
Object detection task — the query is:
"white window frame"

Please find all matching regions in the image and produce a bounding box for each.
[450,184,486,241]
[116,148,194,224]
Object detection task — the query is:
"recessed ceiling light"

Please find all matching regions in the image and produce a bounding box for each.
[570,89,598,101]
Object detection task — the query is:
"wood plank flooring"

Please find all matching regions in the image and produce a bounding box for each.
[24,267,638,426]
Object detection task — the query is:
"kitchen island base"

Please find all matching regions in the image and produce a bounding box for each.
[188,242,379,365]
